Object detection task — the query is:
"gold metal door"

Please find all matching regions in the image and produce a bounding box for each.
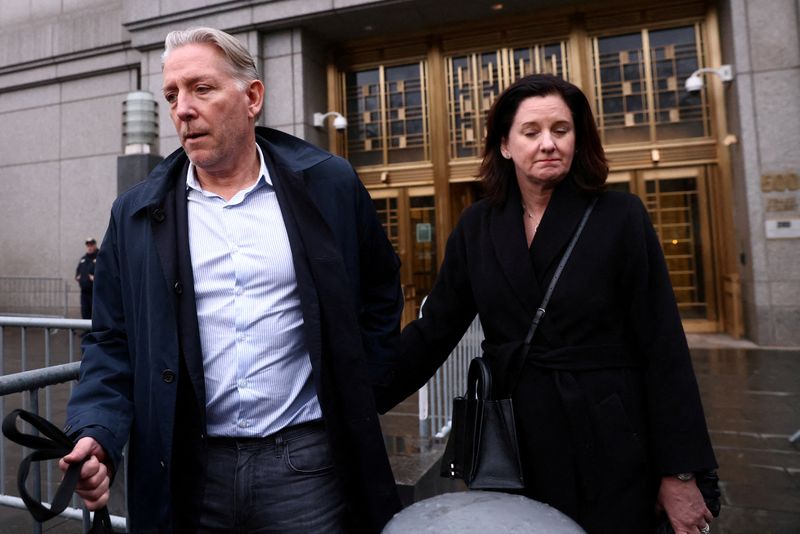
[370,187,437,322]
[631,168,716,324]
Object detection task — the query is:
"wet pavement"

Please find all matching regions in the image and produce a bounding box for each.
[689,340,800,534]
[0,327,798,532]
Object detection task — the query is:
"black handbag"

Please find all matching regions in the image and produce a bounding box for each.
[2,409,115,533]
[441,198,598,489]
[440,356,524,489]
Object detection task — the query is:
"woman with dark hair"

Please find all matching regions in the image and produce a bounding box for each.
[376,74,718,533]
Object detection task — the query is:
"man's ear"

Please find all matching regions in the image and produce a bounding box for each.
[246,79,265,119]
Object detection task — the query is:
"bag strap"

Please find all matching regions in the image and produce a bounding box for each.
[2,409,113,532]
[524,196,598,346]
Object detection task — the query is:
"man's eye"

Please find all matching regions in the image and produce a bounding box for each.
[196,86,210,93]
[164,93,176,104]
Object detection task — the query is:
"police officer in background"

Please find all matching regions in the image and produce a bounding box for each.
[74,238,98,319]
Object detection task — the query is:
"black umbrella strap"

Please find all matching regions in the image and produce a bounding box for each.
[2,409,113,532]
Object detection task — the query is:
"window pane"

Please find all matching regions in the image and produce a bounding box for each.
[594,32,649,144]
[343,62,431,167]
[345,68,384,167]
[649,26,710,140]
[593,24,710,144]
[447,41,568,159]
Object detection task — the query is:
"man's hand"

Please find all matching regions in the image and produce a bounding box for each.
[657,476,713,534]
[59,437,111,510]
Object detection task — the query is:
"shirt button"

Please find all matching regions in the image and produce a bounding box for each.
[235,287,242,296]
[173,281,183,295]
[238,334,245,342]
[238,379,248,388]
[238,420,249,428]
[161,369,176,383]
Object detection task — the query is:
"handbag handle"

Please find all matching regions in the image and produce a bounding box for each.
[467,357,493,400]
[2,409,113,532]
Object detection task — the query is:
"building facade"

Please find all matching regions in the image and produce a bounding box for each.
[0,0,797,345]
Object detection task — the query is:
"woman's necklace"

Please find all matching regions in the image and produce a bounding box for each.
[522,202,539,231]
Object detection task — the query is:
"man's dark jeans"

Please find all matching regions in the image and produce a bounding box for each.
[197,421,348,533]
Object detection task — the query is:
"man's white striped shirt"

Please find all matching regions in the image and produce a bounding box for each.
[186,145,321,437]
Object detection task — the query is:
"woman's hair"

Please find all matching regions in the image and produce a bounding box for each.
[162,27,259,91]
[479,74,608,204]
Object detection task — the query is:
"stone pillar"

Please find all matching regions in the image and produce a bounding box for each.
[722,0,800,345]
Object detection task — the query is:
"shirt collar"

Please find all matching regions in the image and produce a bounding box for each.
[186,143,272,194]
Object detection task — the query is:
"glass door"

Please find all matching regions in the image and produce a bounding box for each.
[371,187,437,321]
[603,169,716,322]
[635,167,715,321]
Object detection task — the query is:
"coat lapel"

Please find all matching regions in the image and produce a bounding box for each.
[146,158,208,420]
[530,177,593,287]
[489,184,542,318]
[174,171,208,416]
[261,148,329,381]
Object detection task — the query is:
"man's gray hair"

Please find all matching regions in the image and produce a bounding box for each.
[162,27,259,89]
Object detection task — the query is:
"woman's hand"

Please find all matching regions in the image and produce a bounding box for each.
[657,476,713,533]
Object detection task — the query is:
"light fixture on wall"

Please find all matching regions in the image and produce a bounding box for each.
[685,64,734,92]
[313,111,348,130]
[122,91,159,154]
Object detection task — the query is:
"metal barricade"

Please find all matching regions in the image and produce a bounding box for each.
[0,316,127,533]
[418,315,483,440]
[0,278,69,317]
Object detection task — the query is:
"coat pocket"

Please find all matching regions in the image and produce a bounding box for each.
[589,393,648,488]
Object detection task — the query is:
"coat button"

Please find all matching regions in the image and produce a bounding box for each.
[150,207,166,222]
[161,369,176,383]
[173,281,183,295]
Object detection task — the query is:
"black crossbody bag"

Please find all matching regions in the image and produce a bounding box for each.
[440,198,597,489]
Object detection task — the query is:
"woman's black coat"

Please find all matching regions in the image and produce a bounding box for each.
[376,176,717,532]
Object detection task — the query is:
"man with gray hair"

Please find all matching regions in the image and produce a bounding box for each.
[61,27,403,533]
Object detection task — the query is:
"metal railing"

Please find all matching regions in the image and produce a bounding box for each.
[418,315,483,440]
[0,278,69,317]
[0,316,127,533]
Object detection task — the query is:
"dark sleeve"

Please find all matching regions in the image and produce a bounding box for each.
[354,179,404,388]
[66,213,134,474]
[373,215,477,413]
[622,197,717,475]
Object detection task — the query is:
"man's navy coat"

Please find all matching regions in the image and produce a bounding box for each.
[66,127,403,533]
